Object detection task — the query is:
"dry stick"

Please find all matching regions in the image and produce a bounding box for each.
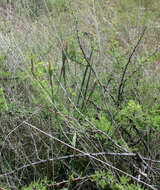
[117,27,147,105]
[0,107,42,154]
[48,176,91,187]
[132,125,152,158]
[1,121,156,190]
[0,152,137,177]
[47,175,91,187]
[136,152,156,175]
[0,151,157,177]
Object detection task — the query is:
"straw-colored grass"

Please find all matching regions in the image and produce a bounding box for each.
[0,1,160,189]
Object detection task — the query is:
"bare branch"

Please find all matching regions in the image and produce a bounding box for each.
[1,121,156,190]
[117,27,147,105]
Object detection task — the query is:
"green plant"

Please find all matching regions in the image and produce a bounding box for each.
[116,100,147,130]
[0,87,6,111]
[22,178,47,190]
[91,170,146,190]
[1,1,160,189]
[91,113,112,140]
[52,0,67,12]
[91,170,108,189]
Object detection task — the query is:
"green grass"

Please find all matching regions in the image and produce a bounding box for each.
[0,0,160,189]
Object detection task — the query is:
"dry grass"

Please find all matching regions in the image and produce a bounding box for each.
[0,1,160,189]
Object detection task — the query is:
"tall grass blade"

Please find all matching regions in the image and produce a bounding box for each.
[59,41,68,88]
[48,56,54,102]
[76,49,93,106]
[86,79,98,105]
[81,56,93,110]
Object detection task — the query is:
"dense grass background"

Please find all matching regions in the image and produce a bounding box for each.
[0,0,160,189]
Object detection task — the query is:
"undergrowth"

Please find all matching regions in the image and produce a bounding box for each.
[0,0,160,190]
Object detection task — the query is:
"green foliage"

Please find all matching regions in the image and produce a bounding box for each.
[116,100,147,130]
[52,0,67,12]
[116,100,160,132]
[91,170,146,190]
[148,103,160,131]
[111,39,126,72]
[27,54,58,104]
[115,175,145,190]
[0,51,6,64]
[92,113,112,139]
[22,178,47,190]
[0,87,6,111]
[66,36,85,64]
[0,52,10,78]
[91,170,108,189]
[1,0,160,189]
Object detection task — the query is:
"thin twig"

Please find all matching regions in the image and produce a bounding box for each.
[0,151,157,178]
[0,152,138,178]
[1,121,157,190]
[47,175,91,187]
[117,27,147,105]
